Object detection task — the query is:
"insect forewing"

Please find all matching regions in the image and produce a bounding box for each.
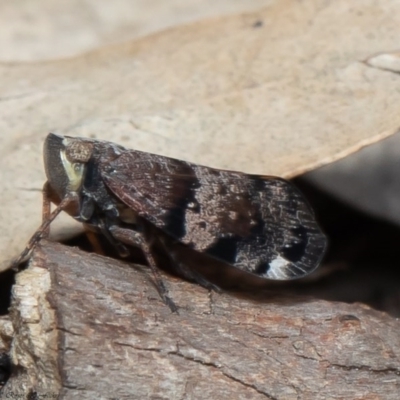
[101,150,326,280]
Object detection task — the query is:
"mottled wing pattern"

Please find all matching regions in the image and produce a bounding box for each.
[101,150,326,280]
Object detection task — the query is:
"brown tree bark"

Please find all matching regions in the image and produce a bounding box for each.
[2,241,400,399]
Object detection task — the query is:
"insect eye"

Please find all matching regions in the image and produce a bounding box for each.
[73,163,82,172]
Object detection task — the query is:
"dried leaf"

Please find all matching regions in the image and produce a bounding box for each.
[0,0,270,62]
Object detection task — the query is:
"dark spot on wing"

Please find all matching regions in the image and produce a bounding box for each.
[254,261,270,275]
[216,185,228,196]
[163,180,201,240]
[250,176,268,193]
[162,206,187,240]
[281,225,308,262]
[205,236,238,265]
[249,212,265,238]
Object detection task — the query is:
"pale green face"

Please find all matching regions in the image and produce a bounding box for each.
[43,133,92,199]
[58,139,85,192]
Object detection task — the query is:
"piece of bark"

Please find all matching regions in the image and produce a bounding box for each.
[0,316,13,351]
[0,316,12,389]
[3,241,400,399]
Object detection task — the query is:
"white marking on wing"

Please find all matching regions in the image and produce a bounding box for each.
[266,255,290,279]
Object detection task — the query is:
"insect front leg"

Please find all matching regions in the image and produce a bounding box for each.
[108,225,178,313]
[11,187,77,270]
[42,181,52,237]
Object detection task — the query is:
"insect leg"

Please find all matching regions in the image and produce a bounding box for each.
[83,228,106,256]
[97,218,130,258]
[160,240,222,293]
[108,225,178,313]
[11,190,76,270]
[42,181,52,237]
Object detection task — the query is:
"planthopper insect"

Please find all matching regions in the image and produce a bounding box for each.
[13,133,326,311]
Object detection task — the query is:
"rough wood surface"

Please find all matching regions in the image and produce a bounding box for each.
[0,316,13,352]
[0,316,12,389]
[3,241,400,399]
